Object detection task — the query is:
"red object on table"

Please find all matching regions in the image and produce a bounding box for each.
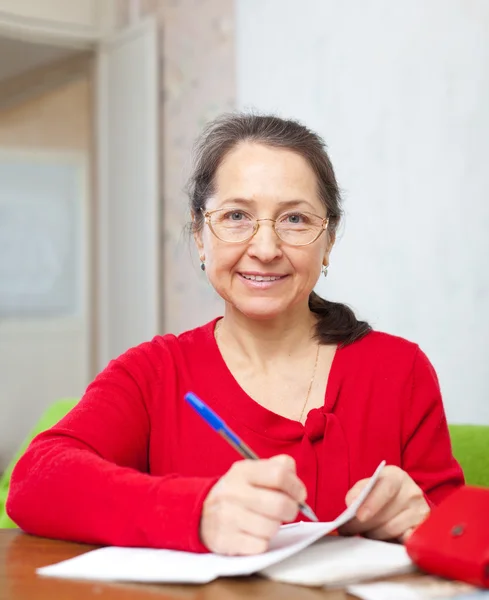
[406,485,489,588]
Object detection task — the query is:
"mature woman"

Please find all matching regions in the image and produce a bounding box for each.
[7,113,463,556]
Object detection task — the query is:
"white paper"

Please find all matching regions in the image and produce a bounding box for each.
[37,461,386,584]
[263,537,413,587]
[37,523,334,584]
[348,582,422,600]
[348,579,485,600]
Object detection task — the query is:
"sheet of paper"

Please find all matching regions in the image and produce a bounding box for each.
[347,580,485,600]
[348,582,423,600]
[262,536,414,587]
[37,461,385,584]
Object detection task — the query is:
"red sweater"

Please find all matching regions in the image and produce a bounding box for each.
[7,319,463,551]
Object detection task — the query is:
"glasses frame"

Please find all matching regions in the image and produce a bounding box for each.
[202,208,329,247]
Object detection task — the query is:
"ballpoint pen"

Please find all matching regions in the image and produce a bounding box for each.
[184,391,319,522]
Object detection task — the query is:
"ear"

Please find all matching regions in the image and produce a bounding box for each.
[323,231,336,265]
[192,213,205,257]
[328,230,336,250]
[194,230,204,257]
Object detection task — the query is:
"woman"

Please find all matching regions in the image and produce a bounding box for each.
[7,113,463,556]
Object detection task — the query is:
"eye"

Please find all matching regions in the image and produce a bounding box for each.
[287,213,302,224]
[223,210,251,221]
[281,212,309,225]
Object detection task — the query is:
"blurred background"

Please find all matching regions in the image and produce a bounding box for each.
[0,0,487,473]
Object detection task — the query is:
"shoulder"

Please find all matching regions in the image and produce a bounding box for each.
[175,317,220,350]
[342,330,423,378]
[107,319,220,374]
[347,329,419,358]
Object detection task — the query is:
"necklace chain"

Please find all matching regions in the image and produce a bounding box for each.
[298,341,320,423]
[214,320,320,424]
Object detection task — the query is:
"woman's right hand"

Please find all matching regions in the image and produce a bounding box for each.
[200,454,307,555]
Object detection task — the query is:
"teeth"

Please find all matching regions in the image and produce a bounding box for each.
[242,274,282,281]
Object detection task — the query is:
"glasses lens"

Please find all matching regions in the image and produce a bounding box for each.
[275,212,324,245]
[210,209,255,242]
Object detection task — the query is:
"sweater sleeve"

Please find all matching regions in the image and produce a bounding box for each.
[6,346,218,552]
[401,347,464,506]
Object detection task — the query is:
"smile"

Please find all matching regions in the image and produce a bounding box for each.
[237,273,288,289]
[240,274,285,282]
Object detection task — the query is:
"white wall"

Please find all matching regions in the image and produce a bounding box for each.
[237,0,489,424]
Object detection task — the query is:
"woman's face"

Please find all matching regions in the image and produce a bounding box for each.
[195,142,334,321]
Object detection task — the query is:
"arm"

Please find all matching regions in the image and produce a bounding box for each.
[6,344,217,552]
[401,347,464,506]
[339,345,464,541]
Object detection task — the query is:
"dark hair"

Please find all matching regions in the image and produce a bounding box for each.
[187,112,371,346]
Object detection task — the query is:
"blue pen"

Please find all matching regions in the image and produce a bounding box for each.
[184,391,319,522]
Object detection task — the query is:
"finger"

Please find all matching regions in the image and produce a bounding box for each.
[364,508,420,541]
[269,454,296,471]
[401,527,415,543]
[337,516,360,536]
[201,500,278,555]
[344,478,369,506]
[242,486,300,522]
[213,530,270,556]
[265,455,307,502]
[354,471,403,523]
[240,457,307,503]
[206,472,300,523]
[364,490,430,539]
[340,474,404,536]
[235,506,281,540]
[345,491,405,535]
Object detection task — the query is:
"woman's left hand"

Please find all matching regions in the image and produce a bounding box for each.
[338,466,431,542]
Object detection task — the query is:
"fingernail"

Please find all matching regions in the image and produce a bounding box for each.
[358,508,371,521]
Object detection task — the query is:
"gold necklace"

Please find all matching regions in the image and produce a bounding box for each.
[214,319,320,423]
[298,342,320,423]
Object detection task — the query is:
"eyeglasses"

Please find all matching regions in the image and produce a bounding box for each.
[202,208,329,246]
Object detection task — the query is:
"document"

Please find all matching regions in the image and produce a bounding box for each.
[263,536,413,586]
[347,578,487,600]
[37,461,412,586]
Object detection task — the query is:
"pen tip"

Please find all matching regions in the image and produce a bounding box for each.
[301,504,319,522]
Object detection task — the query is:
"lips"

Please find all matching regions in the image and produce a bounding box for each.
[237,272,289,288]
[240,274,285,282]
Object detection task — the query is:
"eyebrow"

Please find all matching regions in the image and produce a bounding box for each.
[221,197,318,211]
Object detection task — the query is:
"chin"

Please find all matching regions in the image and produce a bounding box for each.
[233,300,290,321]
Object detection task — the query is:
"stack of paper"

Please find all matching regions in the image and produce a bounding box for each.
[263,535,413,586]
[37,460,413,587]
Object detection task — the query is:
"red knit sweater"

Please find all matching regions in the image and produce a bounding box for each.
[7,319,463,551]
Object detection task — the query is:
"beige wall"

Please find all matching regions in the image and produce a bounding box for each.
[0,67,94,470]
[159,0,235,334]
[0,0,236,342]
[0,77,92,150]
[123,0,236,335]
[93,0,236,335]
[0,65,96,371]
[0,0,113,30]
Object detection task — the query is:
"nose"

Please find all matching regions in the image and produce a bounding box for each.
[246,219,282,262]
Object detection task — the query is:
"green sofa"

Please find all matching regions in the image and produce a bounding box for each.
[448,424,489,488]
[0,398,78,528]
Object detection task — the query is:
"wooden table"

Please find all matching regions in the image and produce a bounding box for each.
[0,529,424,600]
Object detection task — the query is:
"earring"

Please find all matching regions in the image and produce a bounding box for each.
[322,264,328,278]
[200,259,206,271]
